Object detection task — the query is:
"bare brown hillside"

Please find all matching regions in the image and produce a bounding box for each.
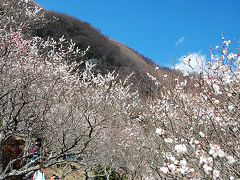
[32,10,164,96]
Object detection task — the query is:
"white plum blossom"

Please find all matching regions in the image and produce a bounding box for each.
[182,70,189,76]
[208,157,213,165]
[199,131,205,138]
[213,169,220,179]
[223,47,228,55]
[179,166,188,174]
[203,164,213,174]
[224,40,231,47]
[199,155,213,166]
[164,137,173,143]
[168,164,177,173]
[228,105,234,111]
[183,54,191,64]
[214,99,220,104]
[160,167,169,174]
[228,53,237,60]
[180,159,187,166]
[190,138,200,148]
[215,116,221,122]
[226,156,236,164]
[170,156,177,163]
[155,128,164,136]
[199,156,207,164]
[174,144,187,154]
[165,152,178,164]
[223,74,232,84]
[212,84,222,95]
[209,144,225,158]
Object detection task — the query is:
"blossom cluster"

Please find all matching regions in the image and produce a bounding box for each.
[147,39,240,179]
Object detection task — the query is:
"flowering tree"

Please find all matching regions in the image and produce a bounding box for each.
[0,8,84,179]
[0,0,142,179]
[1,1,239,180]
[143,39,240,179]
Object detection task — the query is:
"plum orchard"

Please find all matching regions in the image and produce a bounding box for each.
[0,0,239,179]
[0,0,141,179]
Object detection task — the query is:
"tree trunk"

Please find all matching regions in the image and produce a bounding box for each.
[0,131,5,175]
[0,142,3,175]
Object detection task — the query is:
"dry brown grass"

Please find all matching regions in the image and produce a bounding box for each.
[43,163,86,180]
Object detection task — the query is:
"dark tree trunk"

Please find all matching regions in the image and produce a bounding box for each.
[0,142,3,175]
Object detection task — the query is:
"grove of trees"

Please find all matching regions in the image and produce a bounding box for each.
[0,0,239,179]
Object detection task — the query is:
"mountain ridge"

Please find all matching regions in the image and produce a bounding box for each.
[32,9,163,96]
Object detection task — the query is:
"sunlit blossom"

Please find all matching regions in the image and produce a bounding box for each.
[226,156,236,164]
[175,144,187,154]
[213,169,220,179]
[164,137,173,143]
[199,131,205,138]
[203,164,212,174]
[160,167,169,174]
[183,54,191,64]
[155,128,164,136]
[209,144,225,158]
[168,164,177,173]
[180,159,187,166]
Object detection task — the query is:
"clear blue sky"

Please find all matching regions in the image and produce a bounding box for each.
[34,0,240,67]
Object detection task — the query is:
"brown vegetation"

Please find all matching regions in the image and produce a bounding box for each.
[2,136,25,180]
[33,10,164,97]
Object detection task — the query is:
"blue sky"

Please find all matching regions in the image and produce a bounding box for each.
[34,0,240,67]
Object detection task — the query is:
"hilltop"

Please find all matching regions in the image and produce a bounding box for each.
[32,9,166,96]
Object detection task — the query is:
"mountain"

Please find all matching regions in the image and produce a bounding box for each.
[32,9,162,96]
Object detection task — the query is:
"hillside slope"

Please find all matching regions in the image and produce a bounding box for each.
[33,10,161,96]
